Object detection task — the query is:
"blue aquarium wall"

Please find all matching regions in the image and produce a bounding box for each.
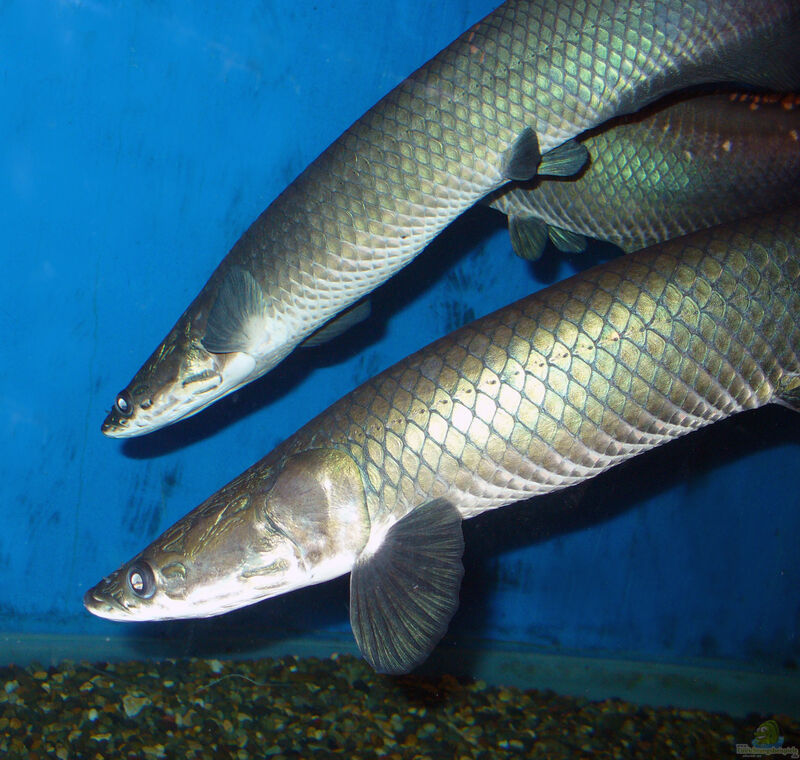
[2,0,798,672]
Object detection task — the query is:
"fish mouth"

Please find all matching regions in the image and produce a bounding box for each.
[101,393,226,438]
[101,411,134,438]
[100,381,222,438]
[101,405,178,438]
[101,352,259,438]
[83,584,132,620]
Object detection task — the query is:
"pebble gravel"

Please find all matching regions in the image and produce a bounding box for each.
[0,654,796,759]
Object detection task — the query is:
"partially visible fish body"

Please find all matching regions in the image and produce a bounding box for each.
[102,0,800,437]
[87,208,800,674]
[488,92,800,258]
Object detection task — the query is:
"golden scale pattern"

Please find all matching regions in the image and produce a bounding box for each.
[228,0,759,336]
[491,93,800,252]
[283,212,800,522]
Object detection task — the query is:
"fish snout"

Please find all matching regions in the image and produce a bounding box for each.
[101,388,142,437]
[83,581,130,619]
[83,562,155,619]
[101,410,129,437]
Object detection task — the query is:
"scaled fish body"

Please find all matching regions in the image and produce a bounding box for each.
[488,92,800,258]
[103,0,800,437]
[87,209,800,674]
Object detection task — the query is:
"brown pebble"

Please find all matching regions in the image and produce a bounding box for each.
[0,654,779,759]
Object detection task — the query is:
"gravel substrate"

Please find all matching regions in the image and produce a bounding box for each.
[0,654,796,759]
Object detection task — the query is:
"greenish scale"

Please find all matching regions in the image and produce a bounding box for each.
[102,0,800,437]
[489,93,800,257]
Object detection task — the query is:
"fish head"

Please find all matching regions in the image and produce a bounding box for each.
[101,315,262,438]
[84,448,370,621]
[101,262,303,438]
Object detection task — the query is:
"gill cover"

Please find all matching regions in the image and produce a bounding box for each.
[262,448,372,572]
[84,447,371,619]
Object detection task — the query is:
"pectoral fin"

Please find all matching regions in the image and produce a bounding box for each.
[508,215,549,261]
[349,498,464,675]
[301,299,371,348]
[548,225,587,253]
[202,267,270,354]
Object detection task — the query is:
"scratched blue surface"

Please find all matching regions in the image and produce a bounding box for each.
[0,0,798,672]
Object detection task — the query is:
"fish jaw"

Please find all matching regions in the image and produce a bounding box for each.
[102,280,303,438]
[82,487,318,622]
[82,543,308,622]
[84,448,371,621]
[101,348,259,438]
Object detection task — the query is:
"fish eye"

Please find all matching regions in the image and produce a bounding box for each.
[127,562,156,599]
[115,390,134,417]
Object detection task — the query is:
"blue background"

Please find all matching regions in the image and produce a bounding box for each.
[1,0,798,671]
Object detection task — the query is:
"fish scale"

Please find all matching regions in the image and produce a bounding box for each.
[102,0,800,436]
[86,209,800,672]
[278,210,800,522]
[235,0,785,335]
[489,93,800,256]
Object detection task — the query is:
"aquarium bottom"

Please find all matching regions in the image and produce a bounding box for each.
[1,632,797,719]
[0,642,798,760]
